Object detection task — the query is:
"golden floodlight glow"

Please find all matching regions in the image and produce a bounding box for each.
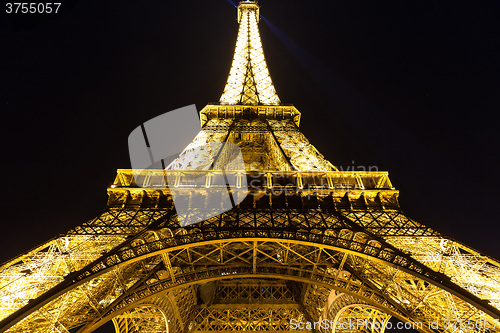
[220,1,281,105]
[0,1,499,332]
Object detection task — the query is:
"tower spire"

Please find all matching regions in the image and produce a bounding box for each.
[220,1,281,106]
[1,2,499,332]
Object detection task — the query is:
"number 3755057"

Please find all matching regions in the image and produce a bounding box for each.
[6,3,61,14]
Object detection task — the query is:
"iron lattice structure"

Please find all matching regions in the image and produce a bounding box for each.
[1,1,500,333]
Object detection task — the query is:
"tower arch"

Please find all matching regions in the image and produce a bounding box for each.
[0,1,499,333]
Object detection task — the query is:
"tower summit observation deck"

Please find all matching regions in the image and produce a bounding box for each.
[0,1,499,333]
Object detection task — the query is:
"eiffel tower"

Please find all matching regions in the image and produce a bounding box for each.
[1,1,499,332]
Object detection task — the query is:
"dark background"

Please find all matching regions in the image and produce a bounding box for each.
[1,1,499,330]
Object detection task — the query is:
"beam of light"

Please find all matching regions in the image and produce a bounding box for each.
[260,15,412,152]
[224,0,237,8]
[260,15,379,121]
[260,15,472,189]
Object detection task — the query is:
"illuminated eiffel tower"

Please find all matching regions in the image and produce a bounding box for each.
[1,1,499,333]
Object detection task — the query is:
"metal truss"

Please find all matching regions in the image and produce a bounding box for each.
[333,307,390,333]
[324,292,391,333]
[112,305,167,333]
[112,284,196,333]
[299,283,331,328]
[0,234,127,322]
[384,236,500,310]
[212,280,299,304]
[114,279,309,333]
[268,120,337,171]
[1,1,500,333]
[166,119,233,171]
[185,280,313,332]
[1,206,499,332]
[219,1,280,105]
[188,306,306,332]
[166,118,337,172]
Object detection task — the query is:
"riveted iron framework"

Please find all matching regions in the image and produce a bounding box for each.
[1,1,499,333]
[220,1,280,105]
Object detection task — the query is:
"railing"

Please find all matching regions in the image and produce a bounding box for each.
[112,170,395,191]
[199,104,301,127]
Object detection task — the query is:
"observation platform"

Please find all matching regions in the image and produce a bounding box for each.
[107,170,400,210]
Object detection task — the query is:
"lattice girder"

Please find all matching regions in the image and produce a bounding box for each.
[220,1,280,105]
[2,1,500,332]
[112,305,168,333]
[2,206,499,333]
[212,279,300,304]
[333,306,391,333]
[324,293,392,333]
[301,284,332,325]
[2,206,500,333]
[188,305,307,332]
[165,118,336,172]
[77,249,498,332]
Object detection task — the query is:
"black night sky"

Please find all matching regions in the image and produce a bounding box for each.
[1,0,499,309]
